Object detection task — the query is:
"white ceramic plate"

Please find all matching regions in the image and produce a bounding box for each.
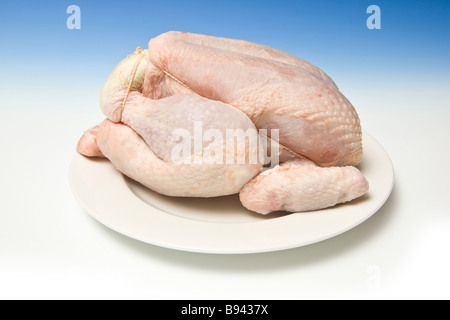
[68,132,394,254]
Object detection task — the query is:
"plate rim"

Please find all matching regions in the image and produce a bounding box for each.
[68,131,394,254]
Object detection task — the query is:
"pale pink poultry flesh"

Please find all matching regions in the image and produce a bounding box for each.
[77,31,369,214]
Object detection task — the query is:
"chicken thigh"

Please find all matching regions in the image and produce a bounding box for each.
[79,119,261,197]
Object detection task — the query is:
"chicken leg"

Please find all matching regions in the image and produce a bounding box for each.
[78,118,262,197]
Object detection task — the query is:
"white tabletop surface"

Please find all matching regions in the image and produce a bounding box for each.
[1,79,449,300]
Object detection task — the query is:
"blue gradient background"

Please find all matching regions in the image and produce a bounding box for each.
[0,0,449,112]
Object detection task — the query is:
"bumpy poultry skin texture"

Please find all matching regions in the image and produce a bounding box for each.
[78,31,369,214]
[143,31,362,167]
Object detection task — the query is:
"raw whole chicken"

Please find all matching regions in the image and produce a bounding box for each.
[77,31,369,214]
